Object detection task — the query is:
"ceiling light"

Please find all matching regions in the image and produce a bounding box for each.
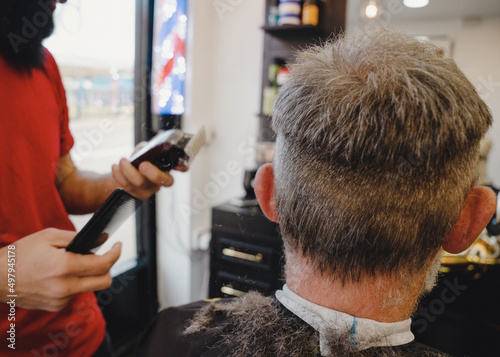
[403,0,429,8]
[365,0,378,19]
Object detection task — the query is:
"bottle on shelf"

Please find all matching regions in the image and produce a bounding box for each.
[262,58,286,116]
[277,0,302,26]
[302,0,319,26]
[268,0,280,26]
[276,67,290,87]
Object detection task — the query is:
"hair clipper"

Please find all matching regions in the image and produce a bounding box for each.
[66,127,206,254]
[130,126,206,171]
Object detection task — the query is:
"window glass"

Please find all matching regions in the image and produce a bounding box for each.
[44,0,137,275]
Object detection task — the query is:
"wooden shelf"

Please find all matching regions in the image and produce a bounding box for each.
[261,24,323,41]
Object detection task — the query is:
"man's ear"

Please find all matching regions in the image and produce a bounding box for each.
[442,186,497,254]
[254,163,279,223]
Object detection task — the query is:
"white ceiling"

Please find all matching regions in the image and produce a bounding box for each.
[347,0,500,27]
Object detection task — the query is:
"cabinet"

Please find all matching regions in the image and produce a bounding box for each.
[413,265,500,356]
[209,203,283,298]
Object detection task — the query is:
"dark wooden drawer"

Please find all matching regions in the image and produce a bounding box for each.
[209,203,284,298]
[214,236,276,271]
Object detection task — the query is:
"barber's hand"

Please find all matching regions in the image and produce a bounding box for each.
[0,228,121,312]
[111,142,176,200]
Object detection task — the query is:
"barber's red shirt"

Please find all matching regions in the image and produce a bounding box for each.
[0,50,106,356]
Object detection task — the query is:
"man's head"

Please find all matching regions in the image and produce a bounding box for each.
[255,29,495,287]
[0,0,65,70]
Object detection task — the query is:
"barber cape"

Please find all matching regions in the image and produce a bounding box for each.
[276,284,414,356]
[133,287,449,357]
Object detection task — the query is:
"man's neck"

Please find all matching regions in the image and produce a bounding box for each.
[284,251,427,323]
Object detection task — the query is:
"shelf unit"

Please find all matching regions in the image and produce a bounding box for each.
[258,0,347,142]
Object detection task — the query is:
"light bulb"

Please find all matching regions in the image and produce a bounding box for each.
[365,3,378,19]
[403,0,429,8]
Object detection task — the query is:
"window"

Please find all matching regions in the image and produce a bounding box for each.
[44,0,137,275]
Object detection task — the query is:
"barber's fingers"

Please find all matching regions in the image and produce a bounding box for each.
[138,161,174,187]
[66,242,122,277]
[118,158,149,188]
[45,245,120,302]
[45,273,114,303]
[174,165,189,172]
[113,157,155,188]
[26,228,77,248]
[112,160,129,187]
[113,158,173,189]
[74,273,114,294]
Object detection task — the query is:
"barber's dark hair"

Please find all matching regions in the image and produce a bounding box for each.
[0,0,55,70]
[272,29,491,283]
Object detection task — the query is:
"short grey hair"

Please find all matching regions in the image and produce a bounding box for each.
[272,29,491,283]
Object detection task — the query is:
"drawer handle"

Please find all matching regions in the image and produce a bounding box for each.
[221,285,246,297]
[222,248,263,263]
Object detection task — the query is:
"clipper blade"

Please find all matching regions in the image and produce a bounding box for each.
[184,126,206,163]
